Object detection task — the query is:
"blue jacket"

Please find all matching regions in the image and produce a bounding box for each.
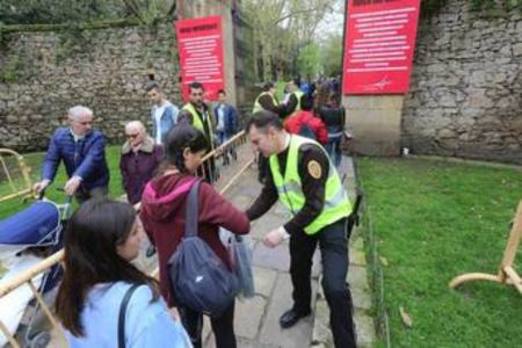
[151,102,179,144]
[65,282,191,347]
[213,103,238,136]
[42,127,109,191]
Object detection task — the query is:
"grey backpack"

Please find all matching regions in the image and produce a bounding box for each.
[167,180,239,317]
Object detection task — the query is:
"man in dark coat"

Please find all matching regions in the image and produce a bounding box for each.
[120,121,163,205]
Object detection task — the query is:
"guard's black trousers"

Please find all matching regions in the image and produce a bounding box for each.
[290,218,357,348]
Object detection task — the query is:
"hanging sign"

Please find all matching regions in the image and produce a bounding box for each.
[175,16,225,101]
[342,0,421,94]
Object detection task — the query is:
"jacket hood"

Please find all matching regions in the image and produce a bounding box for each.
[141,174,198,221]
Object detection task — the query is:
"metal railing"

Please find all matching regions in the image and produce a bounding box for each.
[0,131,254,347]
[0,149,33,203]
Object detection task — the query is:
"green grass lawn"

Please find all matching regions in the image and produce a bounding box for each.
[0,145,124,220]
[358,157,522,348]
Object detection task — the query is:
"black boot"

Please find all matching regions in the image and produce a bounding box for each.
[279,308,311,329]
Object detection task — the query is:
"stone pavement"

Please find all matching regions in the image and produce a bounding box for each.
[48,153,376,348]
[201,156,376,348]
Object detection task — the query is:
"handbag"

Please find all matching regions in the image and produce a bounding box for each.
[219,228,255,299]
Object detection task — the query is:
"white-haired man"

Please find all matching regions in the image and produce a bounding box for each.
[33,106,109,202]
[119,121,163,205]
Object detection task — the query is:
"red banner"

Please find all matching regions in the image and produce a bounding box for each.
[175,16,225,102]
[342,0,421,95]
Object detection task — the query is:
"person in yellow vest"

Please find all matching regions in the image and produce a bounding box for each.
[252,81,286,116]
[284,78,304,117]
[245,110,356,348]
[252,81,290,184]
[178,81,217,182]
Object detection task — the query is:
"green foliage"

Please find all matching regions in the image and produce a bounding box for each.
[358,158,522,347]
[0,146,124,220]
[54,26,93,64]
[297,42,321,80]
[420,0,450,17]
[0,0,126,25]
[320,33,343,77]
[0,0,176,26]
[0,51,31,82]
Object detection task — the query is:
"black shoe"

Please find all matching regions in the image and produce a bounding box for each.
[279,308,311,329]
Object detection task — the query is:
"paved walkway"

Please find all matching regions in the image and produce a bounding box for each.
[49,152,376,348]
[200,156,376,347]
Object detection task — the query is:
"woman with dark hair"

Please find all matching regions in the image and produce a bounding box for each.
[55,199,190,347]
[316,83,346,167]
[140,125,250,348]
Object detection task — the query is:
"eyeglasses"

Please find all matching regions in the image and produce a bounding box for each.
[191,92,203,97]
[126,133,139,139]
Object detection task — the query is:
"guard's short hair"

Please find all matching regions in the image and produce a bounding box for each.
[217,89,226,96]
[246,110,283,133]
[145,81,161,92]
[262,81,275,92]
[188,81,204,92]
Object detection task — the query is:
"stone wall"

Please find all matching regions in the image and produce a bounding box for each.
[402,0,522,164]
[0,22,180,151]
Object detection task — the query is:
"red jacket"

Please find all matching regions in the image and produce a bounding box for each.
[284,110,329,145]
[140,173,250,306]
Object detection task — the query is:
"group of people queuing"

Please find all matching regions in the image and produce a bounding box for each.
[29,75,356,348]
[254,78,347,183]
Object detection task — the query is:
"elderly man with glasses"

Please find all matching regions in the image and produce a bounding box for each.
[119,121,163,205]
[33,105,109,203]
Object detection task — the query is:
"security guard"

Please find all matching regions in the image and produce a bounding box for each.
[252,81,288,183]
[284,78,304,117]
[245,110,356,348]
[178,81,217,182]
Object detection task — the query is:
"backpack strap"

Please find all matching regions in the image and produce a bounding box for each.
[184,180,202,238]
[118,283,140,348]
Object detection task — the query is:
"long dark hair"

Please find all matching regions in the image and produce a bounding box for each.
[314,82,332,112]
[55,199,158,337]
[162,124,209,174]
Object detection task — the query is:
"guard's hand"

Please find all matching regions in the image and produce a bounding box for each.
[33,180,50,194]
[263,226,289,248]
[64,176,82,196]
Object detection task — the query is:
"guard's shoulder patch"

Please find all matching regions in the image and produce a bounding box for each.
[307,160,322,179]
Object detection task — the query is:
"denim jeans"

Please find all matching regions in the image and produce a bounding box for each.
[325,135,342,167]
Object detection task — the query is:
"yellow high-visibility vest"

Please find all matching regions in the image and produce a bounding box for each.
[182,103,214,146]
[252,92,278,114]
[269,135,351,235]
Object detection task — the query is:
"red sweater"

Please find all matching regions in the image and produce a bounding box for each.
[140,173,250,306]
[284,110,329,145]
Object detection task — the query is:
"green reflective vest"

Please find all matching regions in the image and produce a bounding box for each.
[252,92,278,114]
[269,135,352,235]
[182,103,214,146]
[290,90,304,115]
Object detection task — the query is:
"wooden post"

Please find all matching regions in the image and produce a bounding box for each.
[449,200,522,293]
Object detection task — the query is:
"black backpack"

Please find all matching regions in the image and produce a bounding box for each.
[167,180,239,317]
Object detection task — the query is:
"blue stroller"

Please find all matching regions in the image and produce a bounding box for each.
[0,196,71,348]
